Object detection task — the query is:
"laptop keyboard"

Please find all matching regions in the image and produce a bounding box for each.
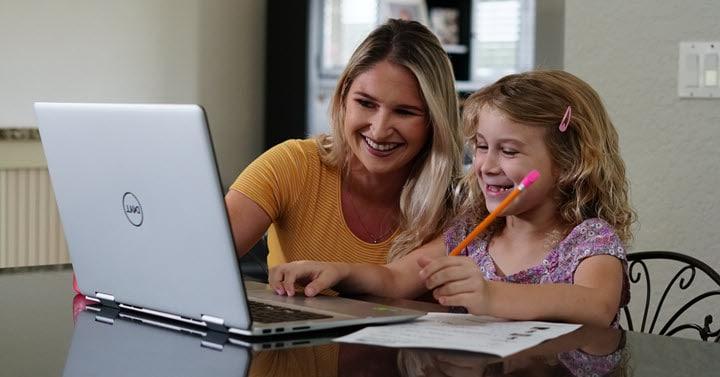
[248,300,333,323]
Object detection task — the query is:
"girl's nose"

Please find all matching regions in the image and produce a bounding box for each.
[480,152,501,175]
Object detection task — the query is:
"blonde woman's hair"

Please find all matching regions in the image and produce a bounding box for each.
[316,19,462,261]
[458,70,635,244]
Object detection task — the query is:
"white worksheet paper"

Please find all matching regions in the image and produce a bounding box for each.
[334,313,581,357]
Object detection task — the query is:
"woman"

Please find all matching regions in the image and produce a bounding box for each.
[225,19,461,270]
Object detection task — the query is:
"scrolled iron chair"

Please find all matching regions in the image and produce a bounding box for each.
[621,251,720,342]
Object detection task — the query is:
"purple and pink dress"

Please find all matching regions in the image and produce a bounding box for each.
[444,217,630,375]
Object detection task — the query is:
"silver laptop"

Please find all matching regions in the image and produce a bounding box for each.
[35,102,423,336]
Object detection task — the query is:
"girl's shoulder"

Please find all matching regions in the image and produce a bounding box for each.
[443,213,492,256]
[559,218,626,261]
[566,218,619,243]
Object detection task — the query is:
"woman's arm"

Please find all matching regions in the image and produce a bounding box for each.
[422,255,624,326]
[224,190,272,258]
[270,236,447,299]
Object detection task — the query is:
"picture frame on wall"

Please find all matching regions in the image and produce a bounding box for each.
[430,7,461,47]
[426,0,472,81]
[378,0,429,25]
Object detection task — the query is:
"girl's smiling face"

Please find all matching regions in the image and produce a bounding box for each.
[472,106,558,220]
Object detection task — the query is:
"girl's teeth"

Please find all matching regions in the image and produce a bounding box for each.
[488,185,513,192]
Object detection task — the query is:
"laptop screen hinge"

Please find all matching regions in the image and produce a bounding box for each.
[200,331,230,351]
[94,305,120,325]
[95,292,119,308]
[201,314,228,333]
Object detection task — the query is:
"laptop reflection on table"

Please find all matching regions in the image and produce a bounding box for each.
[64,305,250,377]
[65,301,357,377]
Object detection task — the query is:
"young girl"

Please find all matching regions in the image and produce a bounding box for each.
[269,70,635,327]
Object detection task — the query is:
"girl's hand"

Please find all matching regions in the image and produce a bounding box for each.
[397,348,491,377]
[417,255,491,314]
[268,261,349,297]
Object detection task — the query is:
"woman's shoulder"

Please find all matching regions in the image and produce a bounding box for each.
[270,138,321,158]
[258,138,326,171]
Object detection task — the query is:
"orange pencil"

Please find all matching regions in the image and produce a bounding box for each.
[449,170,541,256]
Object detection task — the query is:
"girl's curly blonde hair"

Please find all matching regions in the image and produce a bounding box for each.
[458,70,635,245]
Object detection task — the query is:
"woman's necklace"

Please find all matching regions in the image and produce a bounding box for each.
[344,175,397,244]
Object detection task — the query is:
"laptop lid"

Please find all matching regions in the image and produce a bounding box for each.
[36,103,251,331]
[36,102,423,336]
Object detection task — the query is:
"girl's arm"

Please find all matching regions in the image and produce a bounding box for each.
[269,236,447,298]
[421,254,624,326]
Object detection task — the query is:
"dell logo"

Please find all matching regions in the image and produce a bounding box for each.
[122,192,143,227]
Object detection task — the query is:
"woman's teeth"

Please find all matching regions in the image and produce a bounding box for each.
[365,137,399,151]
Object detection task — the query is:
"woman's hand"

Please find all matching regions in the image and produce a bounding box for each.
[268,261,349,297]
[417,255,491,314]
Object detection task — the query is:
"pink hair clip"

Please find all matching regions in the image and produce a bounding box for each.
[559,106,572,132]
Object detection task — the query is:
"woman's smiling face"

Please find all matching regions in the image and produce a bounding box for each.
[343,59,430,176]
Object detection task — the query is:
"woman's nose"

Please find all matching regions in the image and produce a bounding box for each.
[368,110,393,139]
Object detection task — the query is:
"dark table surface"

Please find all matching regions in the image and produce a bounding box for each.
[1,265,719,377]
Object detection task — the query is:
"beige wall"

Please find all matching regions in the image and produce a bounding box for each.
[566,0,720,333]
[0,0,265,188]
[565,0,720,263]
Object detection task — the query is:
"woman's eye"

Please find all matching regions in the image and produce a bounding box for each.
[395,108,420,116]
[356,99,374,108]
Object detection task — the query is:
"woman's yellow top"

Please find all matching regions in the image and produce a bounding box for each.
[230,139,397,268]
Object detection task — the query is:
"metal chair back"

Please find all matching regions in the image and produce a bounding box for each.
[622,251,720,342]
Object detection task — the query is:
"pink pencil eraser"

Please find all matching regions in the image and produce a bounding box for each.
[521,170,540,187]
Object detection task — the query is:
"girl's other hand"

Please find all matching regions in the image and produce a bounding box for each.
[268,261,348,297]
[417,255,490,314]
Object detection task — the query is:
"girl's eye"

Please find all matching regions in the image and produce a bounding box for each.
[475,143,488,151]
[502,149,518,156]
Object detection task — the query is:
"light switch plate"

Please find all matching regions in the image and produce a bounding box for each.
[678,41,720,98]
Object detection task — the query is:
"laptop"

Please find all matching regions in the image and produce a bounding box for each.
[35,102,423,336]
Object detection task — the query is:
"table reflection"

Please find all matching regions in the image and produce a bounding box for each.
[7,265,716,376]
[395,327,625,377]
[245,322,627,377]
[66,294,638,377]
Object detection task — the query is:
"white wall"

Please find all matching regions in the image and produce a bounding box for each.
[565,0,720,334]
[0,0,265,188]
